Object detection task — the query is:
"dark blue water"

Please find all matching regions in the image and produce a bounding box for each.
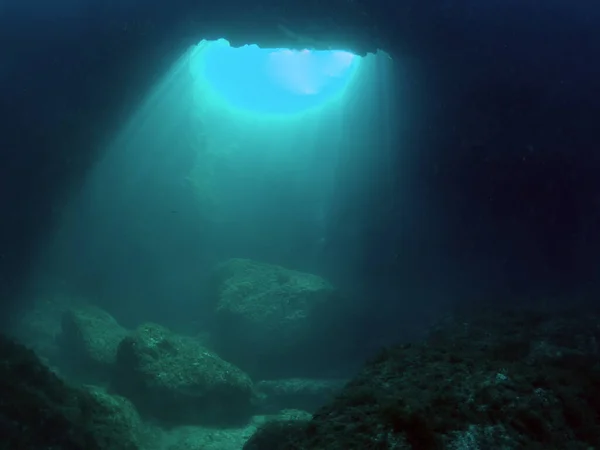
[1,1,600,448]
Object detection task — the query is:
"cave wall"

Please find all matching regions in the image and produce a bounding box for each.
[356,2,600,307]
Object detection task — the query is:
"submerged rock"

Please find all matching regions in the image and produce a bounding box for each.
[85,385,151,449]
[112,322,255,426]
[210,258,345,378]
[58,305,129,381]
[0,334,142,450]
[245,309,600,449]
[8,292,84,367]
[255,378,347,414]
[243,410,313,450]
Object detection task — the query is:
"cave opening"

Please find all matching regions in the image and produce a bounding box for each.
[192,39,362,116]
[33,38,399,329]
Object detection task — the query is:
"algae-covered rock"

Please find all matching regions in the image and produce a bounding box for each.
[248,309,600,449]
[210,258,344,377]
[84,386,150,449]
[112,322,255,426]
[0,334,140,450]
[58,305,129,381]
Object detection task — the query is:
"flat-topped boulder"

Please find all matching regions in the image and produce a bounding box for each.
[210,258,345,378]
[112,322,255,426]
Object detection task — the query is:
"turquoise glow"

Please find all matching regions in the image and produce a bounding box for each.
[195,39,361,115]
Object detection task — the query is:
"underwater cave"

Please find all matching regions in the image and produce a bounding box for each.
[31,34,403,329]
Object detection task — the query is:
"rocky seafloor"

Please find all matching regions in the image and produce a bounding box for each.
[245,309,600,449]
[4,260,600,449]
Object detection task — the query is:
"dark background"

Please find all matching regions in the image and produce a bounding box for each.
[1,0,599,327]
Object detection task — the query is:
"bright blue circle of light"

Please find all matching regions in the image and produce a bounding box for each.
[199,39,360,115]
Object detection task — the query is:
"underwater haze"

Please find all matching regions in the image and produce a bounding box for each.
[1,1,600,449]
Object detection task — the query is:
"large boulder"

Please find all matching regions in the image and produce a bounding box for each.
[112,323,255,426]
[84,386,150,449]
[58,305,129,381]
[210,258,345,378]
[0,334,143,450]
[252,309,600,449]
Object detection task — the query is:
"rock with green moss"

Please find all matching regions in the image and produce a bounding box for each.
[0,334,140,450]
[112,322,255,426]
[58,305,129,381]
[254,309,600,449]
[210,258,343,377]
[84,385,152,449]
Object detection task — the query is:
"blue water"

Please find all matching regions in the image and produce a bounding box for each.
[1,1,600,449]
